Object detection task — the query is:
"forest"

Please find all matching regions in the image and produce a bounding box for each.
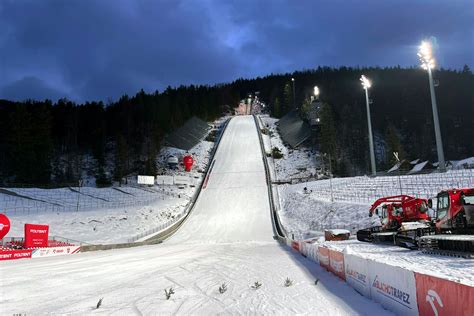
[0,65,472,185]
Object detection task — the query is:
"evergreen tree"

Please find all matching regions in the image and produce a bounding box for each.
[384,124,405,166]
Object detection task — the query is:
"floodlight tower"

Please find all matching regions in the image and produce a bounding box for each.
[291,78,296,109]
[360,75,376,176]
[418,40,446,172]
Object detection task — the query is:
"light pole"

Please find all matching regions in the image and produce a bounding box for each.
[291,78,296,109]
[360,75,376,176]
[247,94,252,115]
[418,40,446,172]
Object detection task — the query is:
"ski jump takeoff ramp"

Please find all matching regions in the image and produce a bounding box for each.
[0,116,391,315]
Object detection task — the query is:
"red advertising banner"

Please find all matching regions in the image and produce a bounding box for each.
[0,249,32,260]
[0,213,11,240]
[24,224,49,248]
[318,246,329,270]
[291,241,300,252]
[415,273,474,316]
[328,249,346,280]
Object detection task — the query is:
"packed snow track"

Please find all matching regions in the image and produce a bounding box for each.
[0,116,391,315]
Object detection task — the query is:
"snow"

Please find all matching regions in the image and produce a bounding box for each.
[327,229,351,235]
[0,243,391,315]
[260,116,319,182]
[454,156,474,169]
[0,115,392,315]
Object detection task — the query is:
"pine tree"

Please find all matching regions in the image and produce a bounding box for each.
[384,124,405,165]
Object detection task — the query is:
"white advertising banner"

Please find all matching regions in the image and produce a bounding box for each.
[137,175,155,185]
[156,175,174,185]
[300,242,309,257]
[307,243,319,263]
[174,175,192,185]
[344,253,371,298]
[31,246,81,258]
[368,259,418,316]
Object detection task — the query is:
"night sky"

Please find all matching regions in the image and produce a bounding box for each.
[0,0,472,102]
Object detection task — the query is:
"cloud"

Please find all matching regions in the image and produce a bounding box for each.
[1,76,67,101]
[0,0,472,102]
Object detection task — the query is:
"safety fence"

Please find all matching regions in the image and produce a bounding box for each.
[288,238,473,316]
[0,184,192,215]
[299,169,474,204]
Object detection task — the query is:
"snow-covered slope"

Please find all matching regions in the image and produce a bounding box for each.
[0,116,391,315]
[168,116,273,244]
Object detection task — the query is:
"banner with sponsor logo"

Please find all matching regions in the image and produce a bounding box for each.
[300,241,309,257]
[415,272,474,316]
[24,224,49,248]
[318,246,329,270]
[0,249,32,260]
[0,213,11,240]
[291,241,300,252]
[137,175,155,185]
[156,175,174,185]
[328,249,345,280]
[368,260,418,316]
[174,175,192,186]
[305,243,319,263]
[344,253,371,298]
[31,246,81,258]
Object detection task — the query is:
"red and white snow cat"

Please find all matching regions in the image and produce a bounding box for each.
[356,195,431,247]
[357,189,474,258]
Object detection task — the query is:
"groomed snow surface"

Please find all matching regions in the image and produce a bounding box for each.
[0,116,391,315]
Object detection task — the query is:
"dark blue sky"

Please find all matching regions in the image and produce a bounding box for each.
[0,0,472,102]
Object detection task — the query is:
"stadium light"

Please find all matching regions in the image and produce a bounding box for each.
[360,75,376,176]
[314,86,320,99]
[418,40,446,172]
[291,78,296,109]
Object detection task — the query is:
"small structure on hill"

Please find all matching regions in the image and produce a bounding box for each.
[387,160,412,174]
[277,111,311,148]
[165,117,210,150]
[407,160,434,174]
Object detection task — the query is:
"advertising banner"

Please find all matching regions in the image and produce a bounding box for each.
[0,213,11,240]
[328,249,345,280]
[299,241,308,256]
[31,246,81,258]
[156,175,174,185]
[318,246,329,270]
[0,249,32,260]
[174,175,192,186]
[368,260,418,316]
[309,244,319,263]
[137,175,155,185]
[24,224,49,248]
[344,253,371,298]
[291,241,300,252]
[302,242,315,261]
[415,273,474,316]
